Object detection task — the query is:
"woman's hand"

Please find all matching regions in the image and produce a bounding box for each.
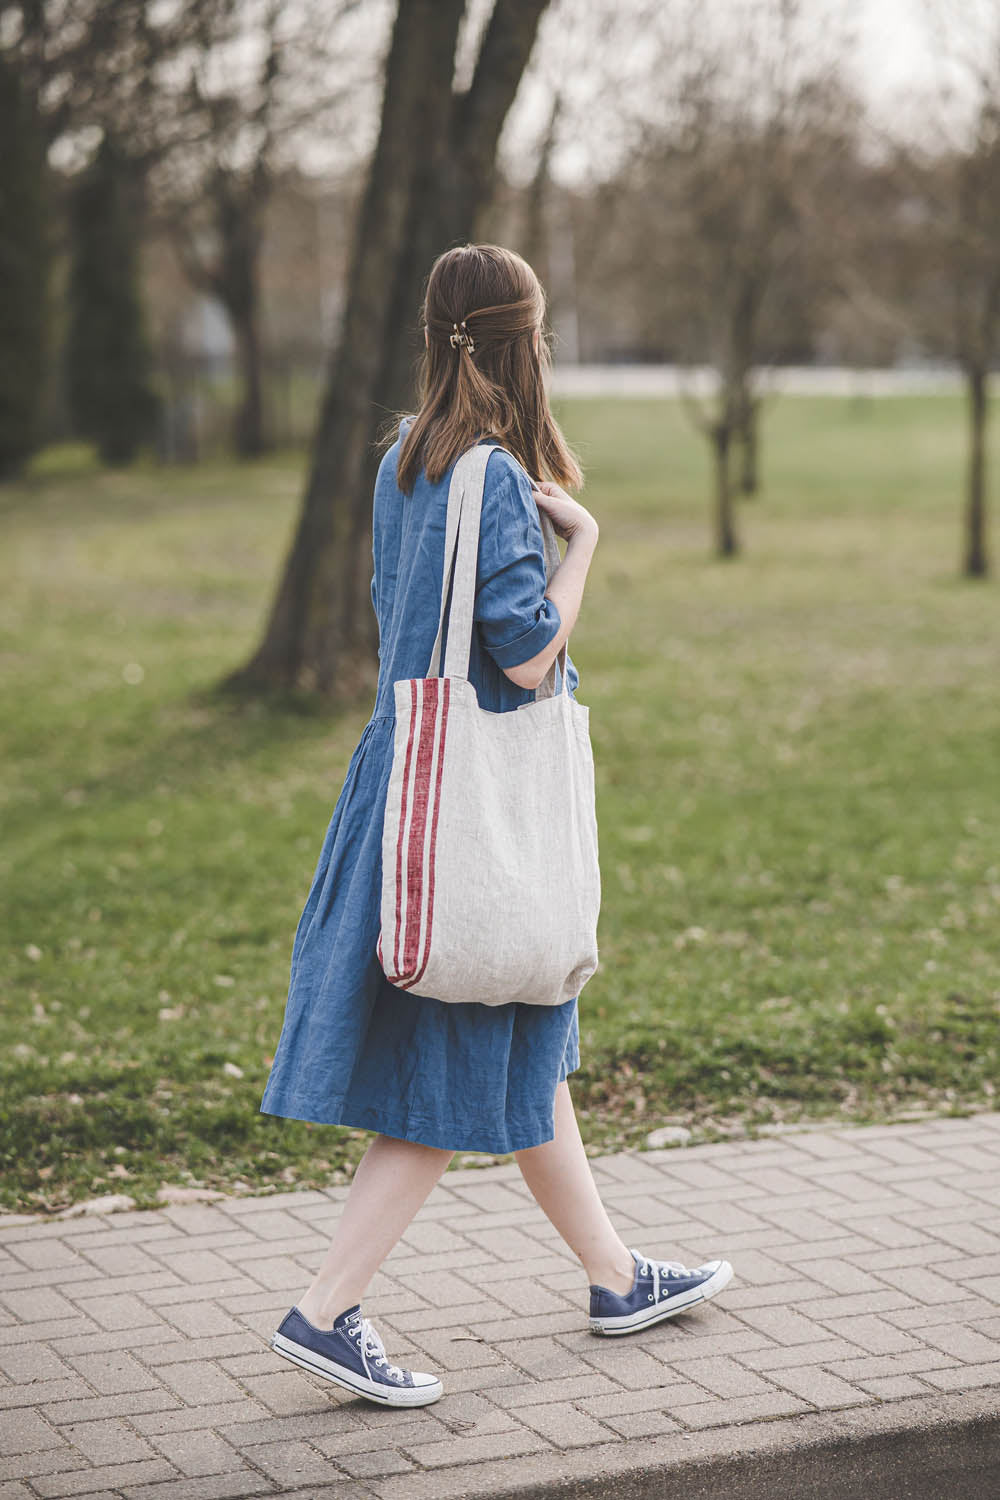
[531,480,599,545]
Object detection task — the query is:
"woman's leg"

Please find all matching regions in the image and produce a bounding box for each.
[298,1134,454,1328]
[514,1080,635,1293]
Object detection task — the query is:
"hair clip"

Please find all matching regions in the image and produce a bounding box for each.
[449,320,475,353]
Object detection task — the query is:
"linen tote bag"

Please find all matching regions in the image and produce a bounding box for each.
[376,443,601,1007]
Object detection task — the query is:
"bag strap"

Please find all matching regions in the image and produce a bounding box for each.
[427,443,569,698]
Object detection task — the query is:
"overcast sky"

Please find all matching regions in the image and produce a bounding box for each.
[295,0,992,184]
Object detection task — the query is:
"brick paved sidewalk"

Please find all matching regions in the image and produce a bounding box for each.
[2,1112,999,1500]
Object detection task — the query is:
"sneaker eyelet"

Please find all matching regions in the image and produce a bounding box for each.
[647,1293,654,1301]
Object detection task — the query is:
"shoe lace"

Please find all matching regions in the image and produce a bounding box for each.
[346,1312,405,1381]
[635,1253,688,1278]
[632,1250,690,1302]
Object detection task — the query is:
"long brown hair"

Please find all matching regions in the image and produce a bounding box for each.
[392,243,583,496]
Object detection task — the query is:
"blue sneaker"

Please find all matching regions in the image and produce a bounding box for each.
[271,1304,443,1406]
[589,1248,734,1336]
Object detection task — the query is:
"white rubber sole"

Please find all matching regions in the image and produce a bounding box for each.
[271,1332,444,1406]
[589,1258,735,1336]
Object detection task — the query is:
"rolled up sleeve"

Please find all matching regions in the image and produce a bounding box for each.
[474,465,562,669]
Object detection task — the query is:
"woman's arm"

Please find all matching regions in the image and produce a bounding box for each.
[502,483,599,692]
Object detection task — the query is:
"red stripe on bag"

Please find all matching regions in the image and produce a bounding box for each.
[405,676,449,990]
[400,678,438,980]
[391,678,420,977]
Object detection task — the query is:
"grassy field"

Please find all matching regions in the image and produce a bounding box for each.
[2,395,998,1212]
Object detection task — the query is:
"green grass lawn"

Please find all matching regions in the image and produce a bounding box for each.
[2,395,998,1212]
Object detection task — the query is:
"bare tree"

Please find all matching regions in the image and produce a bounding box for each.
[625,0,861,556]
[893,3,1000,578]
[227,0,551,699]
[149,0,364,458]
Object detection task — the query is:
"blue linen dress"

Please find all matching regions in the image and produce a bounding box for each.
[260,418,581,1153]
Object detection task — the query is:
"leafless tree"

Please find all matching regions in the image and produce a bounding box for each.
[148,0,366,458]
[891,2,1000,578]
[624,0,861,556]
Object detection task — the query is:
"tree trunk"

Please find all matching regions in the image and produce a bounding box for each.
[712,419,739,557]
[226,0,549,700]
[232,307,265,458]
[963,363,989,579]
[738,390,759,496]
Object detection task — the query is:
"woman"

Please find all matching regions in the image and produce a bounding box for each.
[261,244,734,1407]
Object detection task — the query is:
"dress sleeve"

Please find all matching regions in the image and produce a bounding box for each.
[473,462,563,669]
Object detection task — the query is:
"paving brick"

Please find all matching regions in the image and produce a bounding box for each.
[310,1418,445,1460]
[31,1461,178,1497]
[217,1353,283,1378]
[0,1406,63,1455]
[468,1275,576,1317]
[157,1304,247,1339]
[467,1310,582,1342]
[75,1294,167,1333]
[399,1221,474,1256]
[214,1410,364,1449]
[217,1257,304,1293]
[132,1401,270,1437]
[64,1352,163,1396]
[336,1448,415,1478]
[237,1438,340,1485]
[663,1354,773,1399]
[0,1290,78,1323]
[601,1409,680,1438]
[670,1390,810,1427]
[392,1300,510,1334]
[739,1338,861,1371]
[148,1429,242,1477]
[0,1449,79,1484]
[155,1363,246,1406]
[446,1183,531,1214]
[399,1426,552,1469]
[815,1315,922,1355]
[0,1381,83,1410]
[6,1241,87,1272]
[916,1322,1000,1362]
[51,1327,177,1359]
[824,1350,958,1380]
[141,1336,262,1367]
[460,1225,557,1263]
[0,1344,73,1383]
[918,1360,1000,1392]
[389,1270,477,1308]
[58,1418,156,1465]
[513,1399,615,1447]
[857,1374,934,1398]
[121,1474,274,1500]
[723,1279,825,1309]
[873,1264,970,1304]
[41,1391,181,1426]
[565,1338,675,1386]
[765,1366,868,1408]
[730,1305,831,1346]
[226,1212,309,1243]
[151,1252,236,1285]
[77,1245,167,1278]
[796,1289,912,1319]
[145,1280,261,1307]
[238,1371,338,1416]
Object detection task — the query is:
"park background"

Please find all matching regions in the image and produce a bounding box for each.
[2,0,998,1214]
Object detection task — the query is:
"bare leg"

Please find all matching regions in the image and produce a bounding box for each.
[298,1134,454,1328]
[515,1080,635,1293]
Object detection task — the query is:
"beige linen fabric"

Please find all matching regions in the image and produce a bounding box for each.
[378,443,601,1007]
